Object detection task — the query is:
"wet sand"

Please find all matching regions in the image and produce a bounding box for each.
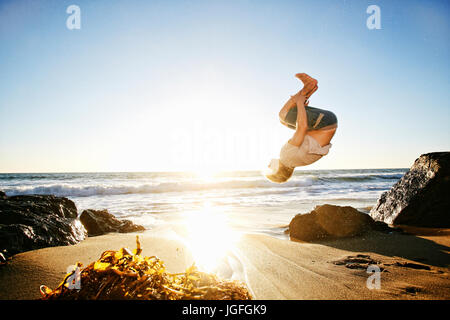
[0,229,449,300]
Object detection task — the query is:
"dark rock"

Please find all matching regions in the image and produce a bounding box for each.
[404,286,421,294]
[331,255,384,271]
[288,211,328,241]
[345,263,370,270]
[289,204,375,242]
[0,191,6,200]
[80,209,145,236]
[371,220,401,233]
[370,152,450,227]
[315,204,373,237]
[393,261,431,270]
[0,195,86,258]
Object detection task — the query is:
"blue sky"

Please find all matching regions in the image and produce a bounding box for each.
[0,0,449,172]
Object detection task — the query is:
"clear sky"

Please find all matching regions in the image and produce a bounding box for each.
[0,0,449,173]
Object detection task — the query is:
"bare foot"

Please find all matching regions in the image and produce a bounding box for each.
[295,73,318,99]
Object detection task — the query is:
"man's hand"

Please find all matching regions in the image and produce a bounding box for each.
[291,91,307,105]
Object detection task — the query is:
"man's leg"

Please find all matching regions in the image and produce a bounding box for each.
[279,95,298,129]
[279,73,318,128]
[308,126,337,147]
[306,105,338,147]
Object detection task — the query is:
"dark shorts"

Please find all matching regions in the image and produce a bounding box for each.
[282,106,338,130]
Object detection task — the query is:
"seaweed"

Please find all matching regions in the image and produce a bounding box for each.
[39,236,252,300]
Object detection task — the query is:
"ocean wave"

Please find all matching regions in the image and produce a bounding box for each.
[318,173,403,183]
[2,177,314,197]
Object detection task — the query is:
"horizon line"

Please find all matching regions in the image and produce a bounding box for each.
[0,167,410,174]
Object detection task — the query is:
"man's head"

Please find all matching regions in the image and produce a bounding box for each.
[265,159,294,183]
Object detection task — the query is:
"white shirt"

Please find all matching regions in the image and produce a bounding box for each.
[279,135,332,168]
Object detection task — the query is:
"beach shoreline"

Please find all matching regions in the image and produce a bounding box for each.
[1,227,448,300]
[0,169,407,238]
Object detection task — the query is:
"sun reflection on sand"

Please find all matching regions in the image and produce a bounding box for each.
[182,202,242,273]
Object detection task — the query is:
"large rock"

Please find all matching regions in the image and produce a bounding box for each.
[315,204,374,237]
[80,209,145,236]
[289,204,374,241]
[289,211,328,241]
[370,152,450,227]
[0,194,87,258]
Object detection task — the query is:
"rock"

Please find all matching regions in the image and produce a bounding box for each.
[0,191,7,200]
[392,261,430,270]
[370,152,450,227]
[80,209,145,236]
[331,255,380,270]
[0,195,87,258]
[371,220,402,234]
[315,204,373,237]
[289,204,375,242]
[289,211,328,241]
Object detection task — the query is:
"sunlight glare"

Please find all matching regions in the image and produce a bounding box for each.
[183,202,241,273]
[191,166,221,182]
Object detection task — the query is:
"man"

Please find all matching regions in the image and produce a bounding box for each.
[265,73,338,183]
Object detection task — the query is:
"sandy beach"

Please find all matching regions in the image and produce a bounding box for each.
[1,228,449,300]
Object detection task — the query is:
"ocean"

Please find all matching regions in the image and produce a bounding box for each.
[0,169,405,239]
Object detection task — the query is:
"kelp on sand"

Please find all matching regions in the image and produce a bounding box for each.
[39,236,252,300]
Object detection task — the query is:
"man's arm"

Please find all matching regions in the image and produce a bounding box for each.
[288,94,308,147]
[279,88,315,126]
[278,93,298,123]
